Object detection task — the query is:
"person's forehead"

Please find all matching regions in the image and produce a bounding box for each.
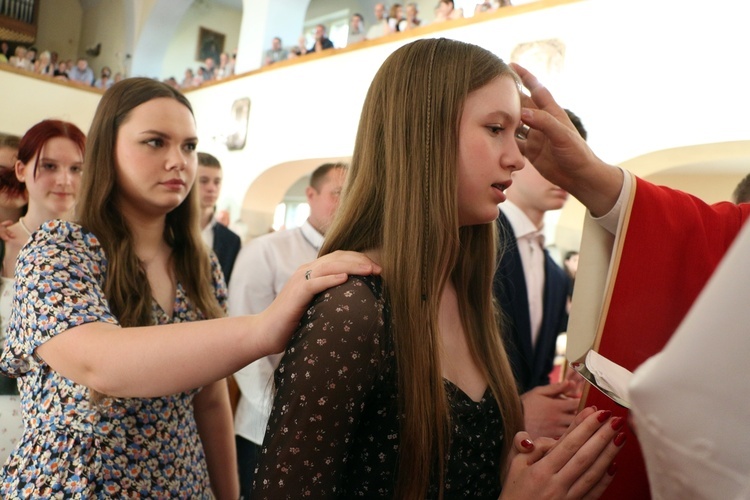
[322,168,346,186]
[123,98,196,134]
[198,165,222,177]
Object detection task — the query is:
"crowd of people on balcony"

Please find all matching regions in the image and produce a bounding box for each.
[1,0,516,91]
[0,37,238,92]
[179,51,237,89]
[0,40,123,89]
[263,0,514,67]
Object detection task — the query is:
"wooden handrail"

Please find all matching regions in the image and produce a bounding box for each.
[0,62,104,94]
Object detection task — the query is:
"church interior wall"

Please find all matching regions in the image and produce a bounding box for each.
[1,0,747,246]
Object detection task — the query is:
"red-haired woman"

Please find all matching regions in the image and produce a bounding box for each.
[0,121,85,464]
[1,120,85,278]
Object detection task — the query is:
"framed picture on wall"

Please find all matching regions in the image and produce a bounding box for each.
[197,27,225,64]
[227,98,251,151]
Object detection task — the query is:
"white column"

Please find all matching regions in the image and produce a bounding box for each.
[129,0,193,78]
[235,0,310,73]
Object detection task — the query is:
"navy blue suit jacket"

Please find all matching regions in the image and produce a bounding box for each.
[493,212,570,393]
[212,223,241,284]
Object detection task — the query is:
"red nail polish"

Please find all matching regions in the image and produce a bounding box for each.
[520,439,534,449]
[607,462,618,476]
[614,432,627,446]
[597,410,612,422]
[610,416,624,431]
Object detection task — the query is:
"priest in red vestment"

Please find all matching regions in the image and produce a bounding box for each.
[510,63,750,499]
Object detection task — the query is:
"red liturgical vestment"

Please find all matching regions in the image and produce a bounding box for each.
[568,174,750,499]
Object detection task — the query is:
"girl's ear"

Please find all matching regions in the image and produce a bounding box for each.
[15,160,26,183]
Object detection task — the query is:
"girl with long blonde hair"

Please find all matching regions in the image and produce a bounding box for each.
[254,38,623,498]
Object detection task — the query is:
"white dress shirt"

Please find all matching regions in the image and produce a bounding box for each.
[200,216,217,249]
[366,20,388,39]
[228,220,323,445]
[501,201,545,348]
[590,167,632,235]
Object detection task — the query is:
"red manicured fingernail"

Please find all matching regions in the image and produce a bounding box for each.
[607,462,618,476]
[610,416,624,431]
[614,432,627,446]
[520,439,534,449]
[597,410,612,422]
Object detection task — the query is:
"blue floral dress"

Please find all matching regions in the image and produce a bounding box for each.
[0,221,227,499]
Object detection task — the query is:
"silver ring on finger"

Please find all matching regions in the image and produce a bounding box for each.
[516,124,530,141]
[305,269,312,280]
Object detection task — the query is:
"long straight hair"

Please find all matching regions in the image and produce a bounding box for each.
[321,38,524,497]
[77,79,223,400]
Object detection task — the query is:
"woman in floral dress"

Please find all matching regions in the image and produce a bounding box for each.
[0,78,378,498]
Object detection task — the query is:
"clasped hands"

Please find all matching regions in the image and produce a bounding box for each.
[502,406,625,499]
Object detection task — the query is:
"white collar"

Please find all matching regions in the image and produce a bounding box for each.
[501,201,543,240]
[300,220,325,251]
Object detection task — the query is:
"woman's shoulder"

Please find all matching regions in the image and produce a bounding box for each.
[23,220,107,266]
[304,274,386,319]
[291,273,391,371]
[327,274,384,301]
[36,220,96,242]
[307,274,388,334]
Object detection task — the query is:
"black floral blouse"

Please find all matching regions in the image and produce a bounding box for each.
[252,275,506,499]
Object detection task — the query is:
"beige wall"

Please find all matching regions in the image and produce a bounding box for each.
[185,0,750,238]
[35,0,83,63]
[35,0,131,78]
[77,0,131,77]
[33,0,236,80]
[2,0,747,243]
[0,68,101,136]
[554,141,750,254]
[160,2,242,81]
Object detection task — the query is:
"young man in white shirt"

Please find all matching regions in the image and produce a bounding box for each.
[228,162,347,498]
[197,152,241,284]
